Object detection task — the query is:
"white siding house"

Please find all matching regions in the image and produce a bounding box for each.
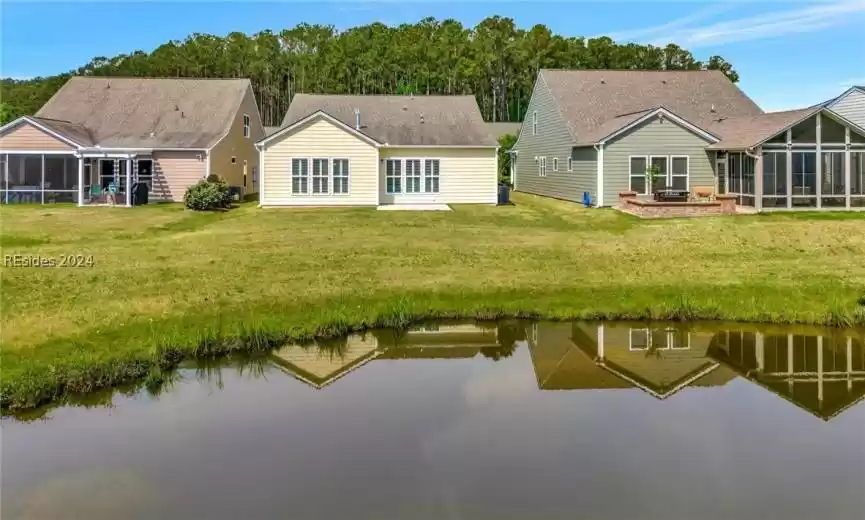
[256,94,499,207]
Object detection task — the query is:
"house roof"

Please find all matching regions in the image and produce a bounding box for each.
[539,69,764,145]
[35,77,250,149]
[705,107,820,150]
[29,116,95,146]
[486,122,522,139]
[279,94,498,147]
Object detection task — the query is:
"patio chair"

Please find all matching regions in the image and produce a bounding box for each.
[692,186,715,202]
[88,184,103,203]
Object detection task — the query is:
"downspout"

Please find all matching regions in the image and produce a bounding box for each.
[593,143,604,207]
[254,142,264,207]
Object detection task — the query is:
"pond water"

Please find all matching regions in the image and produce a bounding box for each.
[3,321,865,520]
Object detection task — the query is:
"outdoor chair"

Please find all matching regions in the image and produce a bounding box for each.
[88,184,103,203]
[692,186,715,202]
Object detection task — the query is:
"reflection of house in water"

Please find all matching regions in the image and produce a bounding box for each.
[270,334,381,389]
[528,322,736,397]
[708,330,865,420]
[271,323,515,388]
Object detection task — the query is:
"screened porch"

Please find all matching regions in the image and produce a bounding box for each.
[0,153,154,206]
[721,112,865,211]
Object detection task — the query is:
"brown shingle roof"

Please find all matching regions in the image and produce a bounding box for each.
[30,116,95,146]
[280,94,497,146]
[540,69,764,145]
[36,77,249,149]
[705,107,819,150]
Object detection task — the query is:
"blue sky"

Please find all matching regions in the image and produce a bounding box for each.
[1,0,863,111]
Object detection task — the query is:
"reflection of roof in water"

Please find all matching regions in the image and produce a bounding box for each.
[570,324,727,399]
[530,323,632,390]
[707,333,865,421]
[270,334,380,389]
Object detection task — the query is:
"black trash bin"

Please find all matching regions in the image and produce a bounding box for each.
[131,182,149,205]
[498,183,510,205]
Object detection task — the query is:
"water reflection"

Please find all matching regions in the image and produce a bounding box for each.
[265,321,865,421]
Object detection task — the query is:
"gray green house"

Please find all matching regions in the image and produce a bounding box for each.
[512,70,865,211]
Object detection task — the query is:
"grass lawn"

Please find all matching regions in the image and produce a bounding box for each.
[2,192,865,410]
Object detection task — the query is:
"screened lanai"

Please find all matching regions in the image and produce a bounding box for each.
[715,110,865,211]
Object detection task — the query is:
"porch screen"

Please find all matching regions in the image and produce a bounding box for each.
[2,154,78,204]
[853,152,865,208]
[821,152,845,207]
[792,152,817,207]
[762,152,787,208]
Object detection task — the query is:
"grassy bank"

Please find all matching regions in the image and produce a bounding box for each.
[2,193,865,410]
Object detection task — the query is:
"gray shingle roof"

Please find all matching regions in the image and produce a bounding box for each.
[705,107,819,150]
[36,77,249,149]
[540,69,764,145]
[279,94,497,146]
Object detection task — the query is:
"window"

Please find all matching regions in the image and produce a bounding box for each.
[532,111,538,136]
[821,151,845,207]
[136,159,153,193]
[424,159,440,193]
[792,151,817,200]
[231,156,236,164]
[552,157,558,172]
[649,156,668,192]
[670,156,688,190]
[291,158,308,194]
[629,328,690,351]
[405,159,422,193]
[567,157,573,172]
[386,159,402,194]
[243,114,250,138]
[333,159,349,194]
[243,160,248,188]
[629,156,647,194]
[853,153,865,203]
[312,158,329,194]
[252,166,258,186]
[538,156,546,177]
[761,152,787,208]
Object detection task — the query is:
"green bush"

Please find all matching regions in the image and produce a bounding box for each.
[183,178,232,211]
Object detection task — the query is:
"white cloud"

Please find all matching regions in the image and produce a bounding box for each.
[653,0,865,48]
[606,3,735,42]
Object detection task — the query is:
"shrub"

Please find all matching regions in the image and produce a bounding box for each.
[183,178,232,211]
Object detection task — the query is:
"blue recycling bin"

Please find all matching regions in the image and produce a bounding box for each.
[498,183,510,205]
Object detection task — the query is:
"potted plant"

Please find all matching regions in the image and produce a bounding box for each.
[645,164,661,200]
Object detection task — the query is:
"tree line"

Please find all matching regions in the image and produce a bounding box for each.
[0,16,739,126]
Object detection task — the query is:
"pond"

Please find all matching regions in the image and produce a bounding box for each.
[3,321,865,520]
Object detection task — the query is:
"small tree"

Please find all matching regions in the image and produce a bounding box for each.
[497,132,517,183]
[645,164,662,193]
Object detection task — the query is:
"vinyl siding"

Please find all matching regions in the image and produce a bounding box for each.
[603,115,714,206]
[512,74,591,203]
[379,147,497,205]
[209,86,265,194]
[261,117,379,206]
[151,151,207,202]
[830,88,865,128]
[0,122,75,151]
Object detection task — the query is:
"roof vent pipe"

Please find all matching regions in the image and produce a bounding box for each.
[354,107,360,130]
[420,114,425,124]
[710,104,717,113]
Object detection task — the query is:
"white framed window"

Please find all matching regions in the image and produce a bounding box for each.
[567,157,573,172]
[231,156,236,164]
[312,158,329,194]
[649,156,668,192]
[552,157,558,172]
[629,156,647,193]
[629,328,691,351]
[385,159,402,194]
[405,159,422,193]
[670,155,689,190]
[243,114,250,138]
[333,159,349,194]
[532,111,538,135]
[538,156,546,177]
[291,158,309,194]
[424,159,440,193]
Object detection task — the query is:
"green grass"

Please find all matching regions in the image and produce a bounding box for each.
[2,192,865,411]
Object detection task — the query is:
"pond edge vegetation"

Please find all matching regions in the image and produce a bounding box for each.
[4,292,865,414]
